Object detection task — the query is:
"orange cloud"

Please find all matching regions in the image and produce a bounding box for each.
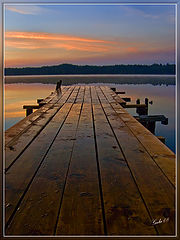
[5,31,143,52]
[7,31,169,67]
[6,31,110,43]
[5,31,116,54]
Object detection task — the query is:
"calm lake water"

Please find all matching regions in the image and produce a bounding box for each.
[4,75,176,153]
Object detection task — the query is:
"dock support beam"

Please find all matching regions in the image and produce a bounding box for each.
[134,115,168,134]
[37,99,44,104]
[143,121,156,134]
[23,105,40,116]
[136,98,148,115]
[116,91,126,94]
[26,108,33,116]
[122,97,131,102]
[111,87,116,92]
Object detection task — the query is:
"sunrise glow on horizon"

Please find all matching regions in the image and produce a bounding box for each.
[4,4,176,68]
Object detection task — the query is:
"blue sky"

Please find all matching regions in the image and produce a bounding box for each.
[4,4,175,67]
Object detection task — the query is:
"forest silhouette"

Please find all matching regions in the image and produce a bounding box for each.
[5,63,175,76]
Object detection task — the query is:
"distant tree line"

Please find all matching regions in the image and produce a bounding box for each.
[5,63,175,75]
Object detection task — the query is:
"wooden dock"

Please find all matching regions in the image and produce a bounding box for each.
[5,85,175,236]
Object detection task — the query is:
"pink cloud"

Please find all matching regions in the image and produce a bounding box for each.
[6,31,110,44]
[5,31,174,67]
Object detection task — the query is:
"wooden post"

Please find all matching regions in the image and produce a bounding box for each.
[26,108,33,116]
[111,88,116,92]
[116,91,126,94]
[134,115,168,123]
[122,97,131,102]
[144,98,148,115]
[136,98,148,115]
[23,105,40,116]
[56,82,59,90]
[136,99,140,104]
[147,121,156,134]
[56,80,62,92]
[161,118,168,125]
[37,99,44,104]
[145,98,148,106]
[136,99,141,115]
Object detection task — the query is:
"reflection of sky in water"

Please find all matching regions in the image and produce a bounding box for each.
[4,83,175,153]
[5,83,55,129]
[111,84,175,153]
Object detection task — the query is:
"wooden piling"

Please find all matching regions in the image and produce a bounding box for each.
[124,104,147,108]
[136,98,148,115]
[110,87,116,92]
[115,91,126,94]
[37,99,44,104]
[122,97,131,102]
[23,105,40,116]
[26,108,33,116]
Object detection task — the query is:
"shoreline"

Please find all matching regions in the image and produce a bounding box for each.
[4,74,176,77]
[4,74,176,86]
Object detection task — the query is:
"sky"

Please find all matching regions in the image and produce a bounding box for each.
[4,4,176,67]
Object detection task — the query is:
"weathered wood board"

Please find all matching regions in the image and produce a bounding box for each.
[5,85,176,236]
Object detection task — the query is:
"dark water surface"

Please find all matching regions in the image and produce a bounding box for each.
[4,75,176,153]
[5,74,175,85]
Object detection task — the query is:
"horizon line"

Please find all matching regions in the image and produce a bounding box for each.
[5,62,176,69]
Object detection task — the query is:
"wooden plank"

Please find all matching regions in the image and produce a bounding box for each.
[101,86,124,106]
[91,86,156,235]
[122,97,131,102]
[90,86,175,187]
[5,86,69,144]
[119,111,175,186]
[115,91,126,94]
[102,88,175,186]
[35,90,57,106]
[102,88,173,150]
[134,115,168,124]
[83,86,91,103]
[5,87,80,225]
[4,85,176,236]
[106,87,126,106]
[75,86,85,103]
[23,105,40,109]
[6,86,86,235]
[56,101,104,235]
[5,86,69,145]
[98,86,175,235]
[66,86,84,103]
[5,87,75,170]
[124,104,147,108]
[6,102,83,235]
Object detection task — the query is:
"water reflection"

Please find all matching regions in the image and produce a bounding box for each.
[4,83,175,153]
[112,84,175,153]
[5,83,55,129]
